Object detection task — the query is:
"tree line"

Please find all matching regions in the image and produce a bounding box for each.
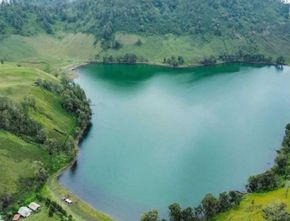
[102,53,146,64]
[247,123,290,193]
[163,56,185,67]
[142,190,243,221]
[200,53,286,67]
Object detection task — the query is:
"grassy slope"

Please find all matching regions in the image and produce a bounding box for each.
[213,188,290,221]
[107,33,290,64]
[1,32,290,70]
[0,131,49,197]
[108,33,245,64]
[0,63,68,197]
[0,63,74,144]
[0,33,101,73]
[0,63,112,221]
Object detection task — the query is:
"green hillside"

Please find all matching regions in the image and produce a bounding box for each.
[0,131,49,197]
[0,0,290,66]
[0,63,110,221]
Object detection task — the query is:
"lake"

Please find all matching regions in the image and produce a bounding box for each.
[59,64,290,221]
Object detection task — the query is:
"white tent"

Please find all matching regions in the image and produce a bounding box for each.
[28,202,41,211]
[18,207,32,217]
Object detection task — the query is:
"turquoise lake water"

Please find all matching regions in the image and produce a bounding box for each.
[59,64,290,221]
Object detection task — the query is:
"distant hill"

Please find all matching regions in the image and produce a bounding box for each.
[1,0,290,65]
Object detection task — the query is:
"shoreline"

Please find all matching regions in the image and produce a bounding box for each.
[52,61,288,221]
[46,125,114,221]
[67,60,283,71]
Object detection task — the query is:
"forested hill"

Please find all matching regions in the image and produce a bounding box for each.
[1,0,290,65]
[68,0,288,37]
[1,0,289,38]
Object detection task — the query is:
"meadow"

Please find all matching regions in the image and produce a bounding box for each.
[1,32,290,71]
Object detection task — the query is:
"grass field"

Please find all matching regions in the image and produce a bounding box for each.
[213,188,290,221]
[1,32,290,71]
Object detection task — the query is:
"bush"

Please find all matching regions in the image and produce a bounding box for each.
[262,203,290,221]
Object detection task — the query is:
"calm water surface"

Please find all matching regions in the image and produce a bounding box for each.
[59,64,290,221]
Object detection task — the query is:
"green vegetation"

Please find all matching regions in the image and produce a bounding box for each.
[0,64,72,220]
[213,188,290,221]
[0,0,290,220]
[26,204,59,221]
[1,0,290,66]
[0,130,49,202]
[141,191,243,221]
[0,63,110,221]
[262,203,290,221]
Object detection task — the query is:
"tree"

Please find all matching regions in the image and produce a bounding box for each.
[141,210,160,221]
[177,56,184,65]
[48,208,54,217]
[102,21,113,40]
[217,192,231,212]
[123,53,137,64]
[181,207,196,221]
[0,194,13,210]
[200,56,217,66]
[135,39,142,46]
[201,193,218,219]
[0,59,3,64]
[194,205,204,218]
[169,203,182,221]
[45,138,59,155]
[247,170,278,192]
[112,40,122,49]
[275,152,288,175]
[228,191,243,207]
[276,56,285,66]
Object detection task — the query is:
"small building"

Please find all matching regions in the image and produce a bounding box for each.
[65,198,73,204]
[18,207,32,217]
[12,214,21,221]
[28,202,41,211]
